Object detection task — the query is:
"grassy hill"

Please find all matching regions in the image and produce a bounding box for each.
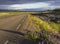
[26,9,60,44]
[0,11,60,44]
[28,14,60,44]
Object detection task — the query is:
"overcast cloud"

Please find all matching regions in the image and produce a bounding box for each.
[0,0,53,4]
[0,0,60,11]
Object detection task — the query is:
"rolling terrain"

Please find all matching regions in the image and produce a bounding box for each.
[0,10,60,44]
[0,12,38,44]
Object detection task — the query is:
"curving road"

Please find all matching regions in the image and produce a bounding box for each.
[0,14,26,30]
[0,14,28,44]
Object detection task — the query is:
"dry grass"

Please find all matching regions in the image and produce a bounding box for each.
[28,14,60,44]
[0,12,25,17]
[30,15,60,34]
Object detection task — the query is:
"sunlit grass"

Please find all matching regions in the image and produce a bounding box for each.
[50,22,60,33]
[28,15,60,43]
[30,15,60,34]
[0,12,9,17]
[0,12,25,17]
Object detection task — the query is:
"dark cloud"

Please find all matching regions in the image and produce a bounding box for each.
[46,0,60,6]
[53,1,60,6]
[0,0,53,5]
[0,0,59,5]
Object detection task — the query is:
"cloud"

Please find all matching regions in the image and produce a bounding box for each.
[0,0,60,11]
[8,2,50,9]
[0,0,57,4]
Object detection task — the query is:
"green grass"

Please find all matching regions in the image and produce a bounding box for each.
[50,22,60,33]
[25,32,39,40]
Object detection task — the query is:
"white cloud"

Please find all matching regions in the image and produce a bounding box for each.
[7,2,50,10]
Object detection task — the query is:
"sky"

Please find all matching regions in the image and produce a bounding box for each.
[0,0,60,11]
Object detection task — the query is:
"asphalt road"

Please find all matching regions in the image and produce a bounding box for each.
[0,14,27,44]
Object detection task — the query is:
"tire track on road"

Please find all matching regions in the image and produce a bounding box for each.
[16,14,28,31]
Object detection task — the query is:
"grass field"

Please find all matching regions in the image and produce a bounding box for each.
[31,16,60,33]
[28,13,60,44]
[0,12,26,17]
[0,11,60,44]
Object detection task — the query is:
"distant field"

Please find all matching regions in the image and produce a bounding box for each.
[0,12,26,17]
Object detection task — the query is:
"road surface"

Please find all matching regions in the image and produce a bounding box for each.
[0,14,26,30]
[0,14,28,44]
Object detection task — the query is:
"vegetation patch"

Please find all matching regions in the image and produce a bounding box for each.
[27,14,60,44]
[0,12,25,17]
